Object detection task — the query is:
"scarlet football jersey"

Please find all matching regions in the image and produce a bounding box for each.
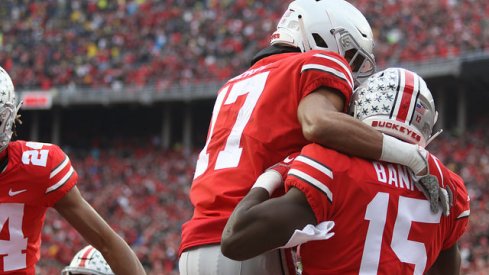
[180,50,354,254]
[0,141,78,274]
[285,144,470,274]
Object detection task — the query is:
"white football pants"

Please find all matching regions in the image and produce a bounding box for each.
[179,244,294,275]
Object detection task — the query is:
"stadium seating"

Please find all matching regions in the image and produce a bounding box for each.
[39,138,196,274]
[1,0,486,273]
[1,0,488,90]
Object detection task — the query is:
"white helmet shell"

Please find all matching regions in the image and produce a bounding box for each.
[61,246,114,275]
[350,68,437,147]
[0,67,18,151]
[271,0,376,82]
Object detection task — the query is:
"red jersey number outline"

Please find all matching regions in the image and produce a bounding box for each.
[194,72,269,178]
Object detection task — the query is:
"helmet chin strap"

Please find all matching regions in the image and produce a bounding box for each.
[426,129,443,147]
[425,111,441,146]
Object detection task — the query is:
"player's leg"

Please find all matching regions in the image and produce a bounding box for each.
[179,244,294,275]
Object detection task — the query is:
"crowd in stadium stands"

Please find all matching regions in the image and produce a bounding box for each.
[2,0,488,274]
[33,125,489,274]
[38,139,196,274]
[1,0,488,90]
[429,125,489,274]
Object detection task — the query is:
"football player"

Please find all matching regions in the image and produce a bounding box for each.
[0,67,145,274]
[179,0,450,274]
[61,245,114,275]
[221,68,469,274]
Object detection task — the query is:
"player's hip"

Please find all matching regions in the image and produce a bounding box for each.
[179,244,295,275]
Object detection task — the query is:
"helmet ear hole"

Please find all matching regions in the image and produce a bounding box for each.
[312,33,328,48]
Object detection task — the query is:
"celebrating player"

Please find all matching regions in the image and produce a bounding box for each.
[0,67,145,274]
[221,68,469,274]
[179,0,450,273]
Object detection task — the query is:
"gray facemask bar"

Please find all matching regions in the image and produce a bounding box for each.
[0,102,16,151]
[331,27,376,83]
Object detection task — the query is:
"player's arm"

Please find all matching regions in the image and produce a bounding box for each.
[298,88,428,175]
[221,187,315,261]
[299,88,382,159]
[54,186,146,275]
[426,244,461,275]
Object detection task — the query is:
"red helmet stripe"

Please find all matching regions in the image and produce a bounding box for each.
[396,70,415,122]
[79,246,95,268]
[390,69,420,124]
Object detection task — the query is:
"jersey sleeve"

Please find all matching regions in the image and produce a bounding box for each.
[266,152,300,180]
[298,50,354,111]
[41,145,78,207]
[442,171,470,249]
[284,144,337,223]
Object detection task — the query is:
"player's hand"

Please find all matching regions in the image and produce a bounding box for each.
[413,150,453,216]
[267,152,300,181]
[252,153,300,196]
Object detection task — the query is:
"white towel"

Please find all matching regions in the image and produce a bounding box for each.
[280,221,335,248]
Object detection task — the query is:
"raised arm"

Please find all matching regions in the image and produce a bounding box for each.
[54,186,146,275]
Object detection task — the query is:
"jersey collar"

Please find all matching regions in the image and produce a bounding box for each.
[251,45,301,66]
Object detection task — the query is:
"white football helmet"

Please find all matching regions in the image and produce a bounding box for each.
[350,68,438,147]
[271,0,376,82]
[61,246,114,275]
[0,66,20,152]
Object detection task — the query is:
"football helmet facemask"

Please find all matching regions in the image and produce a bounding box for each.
[271,0,376,83]
[350,68,438,147]
[0,67,20,152]
[61,246,114,275]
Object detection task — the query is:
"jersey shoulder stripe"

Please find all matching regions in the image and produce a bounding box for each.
[288,168,333,203]
[301,64,353,90]
[295,155,333,180]
[46,166,75,193]
[45,146,77,194]
[308,53,353,87]
[50,155,70,179]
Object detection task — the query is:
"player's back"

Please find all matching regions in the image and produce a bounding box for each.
[180,50,354,254]
[285,144,469,275]
[0,140,77,274]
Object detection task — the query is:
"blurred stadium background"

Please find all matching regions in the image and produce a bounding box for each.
[0,0,488,274]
